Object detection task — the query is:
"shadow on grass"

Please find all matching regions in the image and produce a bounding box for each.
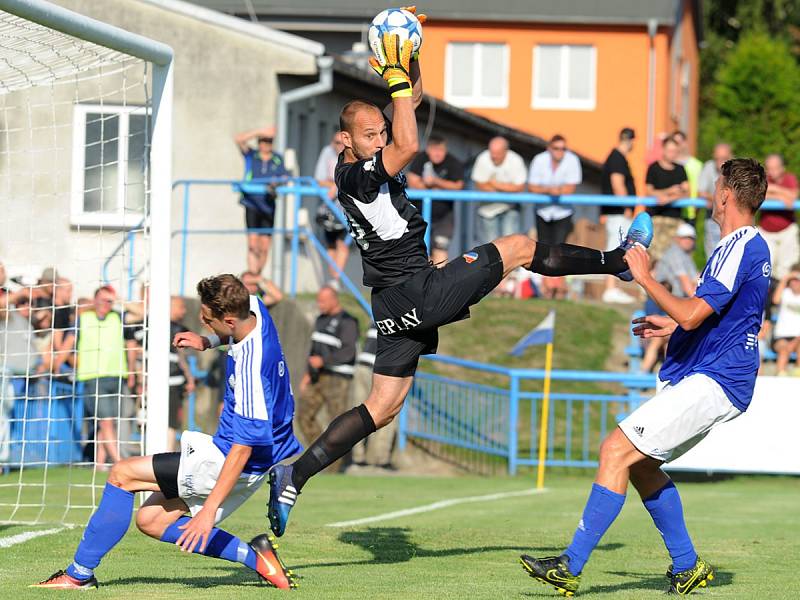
[295,528,623,570]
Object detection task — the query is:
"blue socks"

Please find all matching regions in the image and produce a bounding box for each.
[643,481,697,572]
[160,516,257,571]
[67,482,134,580]
[564,483,626,575]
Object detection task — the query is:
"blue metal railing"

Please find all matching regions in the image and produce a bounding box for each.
[400,354,657,474]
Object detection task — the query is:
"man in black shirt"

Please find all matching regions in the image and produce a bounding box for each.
[600,128,638,304]
[267,27,654,538]
[406,135,464,265]
[645,135,689,260]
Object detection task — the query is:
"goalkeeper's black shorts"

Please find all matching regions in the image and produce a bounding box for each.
[371,242,504,378]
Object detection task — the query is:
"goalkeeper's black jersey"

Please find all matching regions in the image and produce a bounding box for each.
[335,149,429,288]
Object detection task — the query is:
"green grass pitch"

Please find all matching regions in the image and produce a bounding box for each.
[2,472,799,599]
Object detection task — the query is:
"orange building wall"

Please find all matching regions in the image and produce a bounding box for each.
[420,20,697,193]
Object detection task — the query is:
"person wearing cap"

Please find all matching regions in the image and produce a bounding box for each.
[234,125,290,276]
[600,127,638,304]
[654,222,699,298]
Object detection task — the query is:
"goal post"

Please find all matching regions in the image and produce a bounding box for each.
[0,0,172,523]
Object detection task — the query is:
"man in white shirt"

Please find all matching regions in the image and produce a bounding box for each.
[528,135,582,298]
[314,132,349,282]
[697,143,732,259]
[471,136,527,243]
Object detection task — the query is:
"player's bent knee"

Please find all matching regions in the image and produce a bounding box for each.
[107,459,135,490]
[598,429,637,468]
[135,507,168,539]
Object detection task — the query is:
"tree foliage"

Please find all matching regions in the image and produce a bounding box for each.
[701,33,800,169]
[699,1,800,164]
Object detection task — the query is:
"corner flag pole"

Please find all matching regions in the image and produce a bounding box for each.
[536,340,554,490]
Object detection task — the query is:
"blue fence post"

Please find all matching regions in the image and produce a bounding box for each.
[289,190,302,298]
[179,182,191,297]
[508,373,519,475]
[422,195,432,253]
[397,402,408,451]
[186,355,198,432]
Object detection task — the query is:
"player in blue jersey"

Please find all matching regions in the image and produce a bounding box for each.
[520,158,770,597]
[32,275,300,591]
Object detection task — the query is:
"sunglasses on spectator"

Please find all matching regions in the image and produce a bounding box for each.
[550,145,566,151]
[258,137,274,143]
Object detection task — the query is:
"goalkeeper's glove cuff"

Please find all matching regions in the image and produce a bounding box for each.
[387,76,413,98]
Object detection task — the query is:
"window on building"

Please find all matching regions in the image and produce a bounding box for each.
[532,44,596,110]
[71,104,148,227]
[445,42,509,108]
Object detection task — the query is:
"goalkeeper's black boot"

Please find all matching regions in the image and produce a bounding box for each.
[520,553,581,597]
[666,557,714,595]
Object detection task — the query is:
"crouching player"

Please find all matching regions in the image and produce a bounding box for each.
[32,275,300,590]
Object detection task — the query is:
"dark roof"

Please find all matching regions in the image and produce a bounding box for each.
[328,59,603,176]
[189,0,685,26]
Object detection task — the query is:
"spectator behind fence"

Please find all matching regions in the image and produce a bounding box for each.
[672,130,703,224]
[234,125,289,276]
[75,286,136,467]
[600,127,637,304]
[471,136,527,242]
[240,270,283,307]
[645,135,689,260]
[314,131,349,281]
[759,154,799,281]
[0,293,38,464]
[654,222,699,298]
[639,261,670,374]
[528,134,582,299]
[298,287,358,455]
[698,143,733,258]
[772,265,800,376]
[167,296,195,450]
[349,324,396,471]
[406,135,465,265]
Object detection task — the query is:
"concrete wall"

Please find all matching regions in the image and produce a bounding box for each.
[0,0,317,298]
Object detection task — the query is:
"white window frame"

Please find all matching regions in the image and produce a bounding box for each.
[444,42,509,108]
[532,44,597,111]
[71,103,148,228]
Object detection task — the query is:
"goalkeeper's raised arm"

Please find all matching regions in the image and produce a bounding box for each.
[368,28,423,176]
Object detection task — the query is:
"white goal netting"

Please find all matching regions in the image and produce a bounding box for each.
[0,4,170,525]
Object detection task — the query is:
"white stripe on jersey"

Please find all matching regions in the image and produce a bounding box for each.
[347,182,409,241]
[232,295,270,421]
[707,226,757,291]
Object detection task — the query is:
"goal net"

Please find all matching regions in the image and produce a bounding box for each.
[0,0,172,525]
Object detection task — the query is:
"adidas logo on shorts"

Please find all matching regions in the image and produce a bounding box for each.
[186,444,195,455]
[633,426,645,437]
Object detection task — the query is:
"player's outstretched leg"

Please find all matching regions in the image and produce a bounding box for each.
[495,212,653,281]
[31,460,145,589]
[268,374,411,537]
[134,492,297,590]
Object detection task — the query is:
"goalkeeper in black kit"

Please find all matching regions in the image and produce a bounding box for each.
[267,6,654,546]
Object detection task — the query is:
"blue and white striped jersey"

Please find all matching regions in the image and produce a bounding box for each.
[660,226,771,411]
[213,295,302,474]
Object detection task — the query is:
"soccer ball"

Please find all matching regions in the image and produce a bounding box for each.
[368,8,423,62]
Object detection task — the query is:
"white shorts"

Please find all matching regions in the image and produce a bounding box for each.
[604,214,632,251]
[618,373,742,462]
[177,430,266,525]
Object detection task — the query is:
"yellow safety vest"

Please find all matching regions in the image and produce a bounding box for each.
[76,311,127,381]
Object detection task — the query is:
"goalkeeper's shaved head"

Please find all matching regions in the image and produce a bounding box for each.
[339,99,381,134]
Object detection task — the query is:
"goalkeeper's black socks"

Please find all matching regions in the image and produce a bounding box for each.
[291,404,377,491]
[529,243,627,276]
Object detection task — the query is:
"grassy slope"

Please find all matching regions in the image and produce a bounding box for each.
[338,295,628,394]
[2,472,799,599]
